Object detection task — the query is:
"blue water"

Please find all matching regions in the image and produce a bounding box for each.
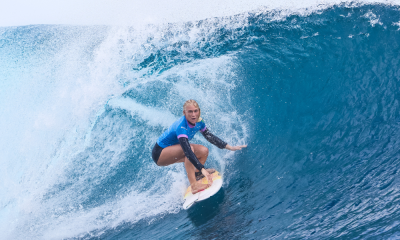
[2,3,400,239]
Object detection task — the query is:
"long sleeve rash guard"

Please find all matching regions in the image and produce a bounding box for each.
[178,129,227,171]
[157,116,227,171]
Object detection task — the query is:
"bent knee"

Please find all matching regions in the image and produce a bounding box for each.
[197,145,209,157]
[203,146,209,156]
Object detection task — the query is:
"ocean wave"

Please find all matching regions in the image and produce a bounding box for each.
[1,3,400,239]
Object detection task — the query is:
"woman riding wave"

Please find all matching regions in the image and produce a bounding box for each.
[152,99,247,194]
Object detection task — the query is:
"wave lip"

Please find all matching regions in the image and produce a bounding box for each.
[1,0,400,27]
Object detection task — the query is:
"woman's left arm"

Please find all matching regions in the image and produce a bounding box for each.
[201,129,247,151]
[201,128,227,149]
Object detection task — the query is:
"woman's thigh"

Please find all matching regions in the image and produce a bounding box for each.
[157,143,206,166]
[157,144,186,166]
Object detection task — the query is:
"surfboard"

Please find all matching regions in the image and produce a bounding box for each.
[183,171,223,210]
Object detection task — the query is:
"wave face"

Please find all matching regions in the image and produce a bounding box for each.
[1,3,400,239]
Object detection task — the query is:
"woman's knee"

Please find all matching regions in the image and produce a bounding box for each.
[203,146,209,156]
[196,145,209,157]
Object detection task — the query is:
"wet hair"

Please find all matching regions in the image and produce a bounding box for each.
[183,99,202,122]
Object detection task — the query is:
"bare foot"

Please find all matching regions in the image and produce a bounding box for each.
[191,181,211,194]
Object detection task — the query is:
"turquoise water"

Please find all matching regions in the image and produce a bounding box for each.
[1,4,400,239]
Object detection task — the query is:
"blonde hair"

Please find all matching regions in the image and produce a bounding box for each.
[183,99,202,122]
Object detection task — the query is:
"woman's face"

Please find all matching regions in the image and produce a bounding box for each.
[183,104,200,125]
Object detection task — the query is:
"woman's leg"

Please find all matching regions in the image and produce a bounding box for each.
[157,143,209,167]
[156,144,187,166]
[157,144,210,193]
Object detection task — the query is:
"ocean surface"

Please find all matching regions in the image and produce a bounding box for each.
[1,3,400,239]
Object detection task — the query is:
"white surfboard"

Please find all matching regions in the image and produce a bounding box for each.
[183,171,223,210]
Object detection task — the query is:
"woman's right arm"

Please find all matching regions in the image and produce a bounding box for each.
[178,137,204,171]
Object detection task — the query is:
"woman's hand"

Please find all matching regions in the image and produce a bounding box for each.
[201,168,213,185]
[225,144,247,151]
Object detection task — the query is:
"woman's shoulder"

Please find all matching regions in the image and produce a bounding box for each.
[197,118,206,127]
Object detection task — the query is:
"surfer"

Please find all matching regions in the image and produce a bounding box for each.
[152,99,247,194]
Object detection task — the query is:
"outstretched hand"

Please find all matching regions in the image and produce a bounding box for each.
[225,144,247,151]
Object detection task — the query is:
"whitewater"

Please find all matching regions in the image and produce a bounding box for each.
[1,1,400,239]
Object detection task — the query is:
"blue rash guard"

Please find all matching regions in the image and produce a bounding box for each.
[155,116,227,171]
[157,116,206,148]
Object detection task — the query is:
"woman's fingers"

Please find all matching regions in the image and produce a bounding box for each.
[232,145,247,151]
[201,168,212,184]
[207,175,213,185]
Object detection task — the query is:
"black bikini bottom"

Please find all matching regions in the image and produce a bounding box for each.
[152,143,164,164]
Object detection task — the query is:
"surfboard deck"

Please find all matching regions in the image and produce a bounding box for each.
[183,171,223,210]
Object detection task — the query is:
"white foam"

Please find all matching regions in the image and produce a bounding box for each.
[0,22,250,239]
[107,98,177,127]
[31,171,188,240]
[363,10,384,26]
[0,27,126,238]
[393,21,400,29]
